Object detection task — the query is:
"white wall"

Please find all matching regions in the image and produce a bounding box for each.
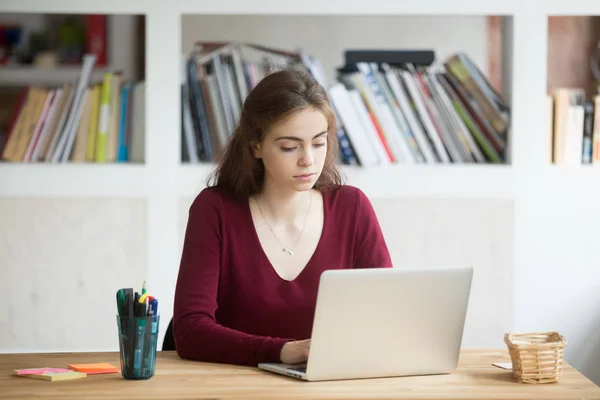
[507,12,600,385]
[0,198,147,352]
[515,176,600,384]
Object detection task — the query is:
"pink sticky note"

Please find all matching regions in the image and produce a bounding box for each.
[16,368,71,375]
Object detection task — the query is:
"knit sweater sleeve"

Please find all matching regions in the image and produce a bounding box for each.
[173,188,291,366]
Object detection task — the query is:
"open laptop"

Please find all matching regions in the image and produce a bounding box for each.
[258,265,473,381]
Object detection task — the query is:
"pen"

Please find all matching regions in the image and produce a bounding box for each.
[149,298,158,316]
[126,289,135,372]
[134,292,140,314]
[116,289,126,371]
[147,303,159,377]
[133,300,147,377]
[116,289,125,316]
[141,310,152,377]
[126,289,134,317]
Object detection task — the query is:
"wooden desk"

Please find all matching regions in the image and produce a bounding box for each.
[1,349,600,399]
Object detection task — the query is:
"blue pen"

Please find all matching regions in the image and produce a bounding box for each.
[150,298,158,316]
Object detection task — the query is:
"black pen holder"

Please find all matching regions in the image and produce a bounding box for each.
[116,314,160,380]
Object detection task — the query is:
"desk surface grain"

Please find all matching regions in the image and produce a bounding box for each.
[1,349,600,400]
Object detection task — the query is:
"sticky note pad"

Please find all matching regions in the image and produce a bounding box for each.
[15,367,71,375]
[14,368,87,381]
[68,362,119,374]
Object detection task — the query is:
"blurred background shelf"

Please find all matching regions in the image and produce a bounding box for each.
[0,65,109,86]
[525,165,600,197]
[0,13,145,165]
[0,163,148,197]
[177,163,514,199]
[2,0,519,15]
[0,1,148,14]
[341,164,513,198]
[176,0,520,15]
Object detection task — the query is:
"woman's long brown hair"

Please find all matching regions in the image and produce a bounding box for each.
[207,67,344,199]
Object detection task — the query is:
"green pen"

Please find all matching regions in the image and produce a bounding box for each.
[116,289,125,316]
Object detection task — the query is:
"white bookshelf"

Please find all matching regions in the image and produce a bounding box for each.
[0,1,520,202]
[0,0,521,15]
[3,0,600,385]
[1,164,147,198]
[2,0,597,15]
[0,164,514,199]
[175,164,514,199]
[0,65,110,86]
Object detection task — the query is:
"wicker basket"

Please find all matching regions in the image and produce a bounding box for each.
[504,332,567,384]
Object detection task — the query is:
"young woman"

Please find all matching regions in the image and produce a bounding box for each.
[173,68,393,367]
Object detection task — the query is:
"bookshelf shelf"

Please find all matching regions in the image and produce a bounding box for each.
[534,166,600,194]
[4,0,520,15]
[341,164,513,199]
[1,162,514,201]
[0,164,148,198]
[177,164,514,199]
[177,0,519,15]
[545,2,600,15]
[10,0,596,16]
[0,0,149,14]
[0,66,110,86]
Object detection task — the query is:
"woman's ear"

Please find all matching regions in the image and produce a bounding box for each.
[251,141,262,159]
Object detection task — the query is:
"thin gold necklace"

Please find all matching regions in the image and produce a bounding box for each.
[255,191,312,255]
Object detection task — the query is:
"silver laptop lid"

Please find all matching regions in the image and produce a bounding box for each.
[305,266,473,381]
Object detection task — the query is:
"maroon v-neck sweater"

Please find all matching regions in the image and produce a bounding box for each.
[173,184,393,366]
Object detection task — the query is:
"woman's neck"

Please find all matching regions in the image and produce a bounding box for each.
[255,180,312,223]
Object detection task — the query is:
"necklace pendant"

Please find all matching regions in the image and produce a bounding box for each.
[288,249,295,255]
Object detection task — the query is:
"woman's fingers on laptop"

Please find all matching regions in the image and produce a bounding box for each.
[280,339,311,364]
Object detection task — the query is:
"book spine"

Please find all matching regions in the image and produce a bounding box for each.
[95,73,113,162]
[582,101,594,164]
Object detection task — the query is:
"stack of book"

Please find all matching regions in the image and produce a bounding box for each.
[181,42,511,165]
[0,54,145,164]
[548,88,600,165]
[181,42,302,163]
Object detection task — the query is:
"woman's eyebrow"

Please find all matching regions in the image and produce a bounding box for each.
[275,131,328,142]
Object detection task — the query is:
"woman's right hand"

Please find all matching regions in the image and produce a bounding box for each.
[280,339,311,364]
